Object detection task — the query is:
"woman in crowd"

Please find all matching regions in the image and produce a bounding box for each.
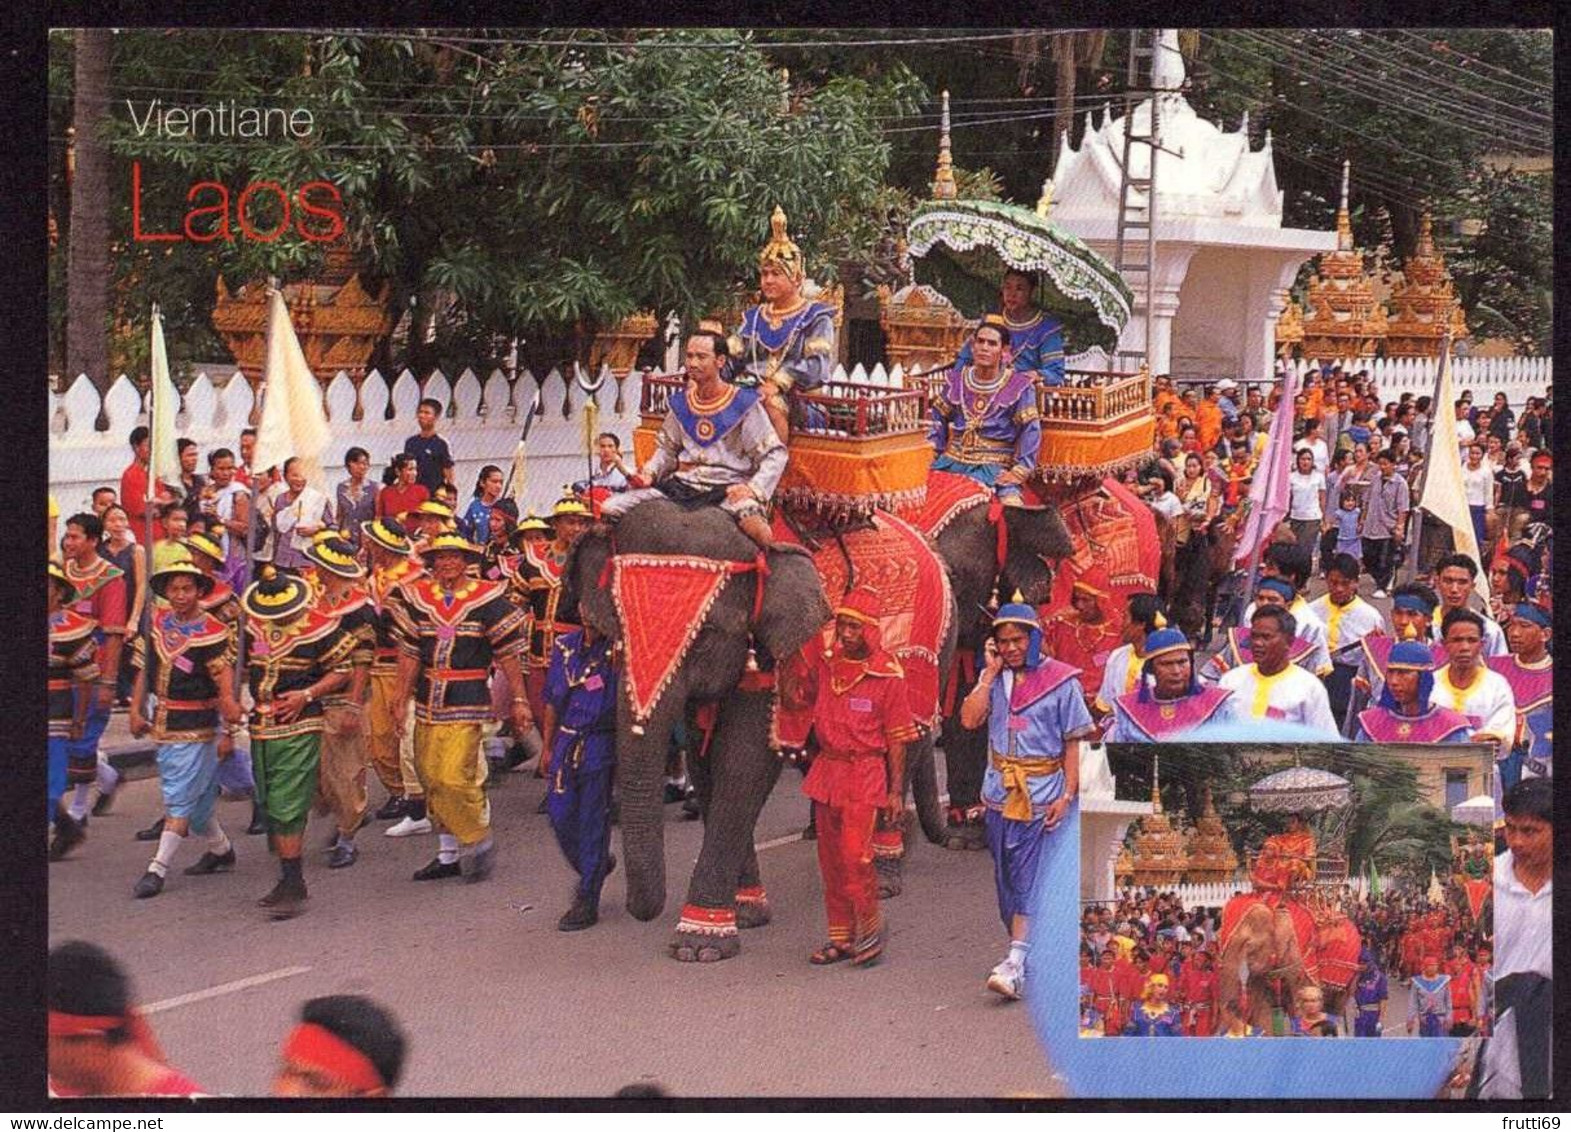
[99,504,147,706]
[459,465,505,544]
[376,453,429,522]
[334,447,379,548]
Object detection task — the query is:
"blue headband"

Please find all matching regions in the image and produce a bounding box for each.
[1392,594,1433,616]
[1513,602,1551,629]
[1257,577,1296,603]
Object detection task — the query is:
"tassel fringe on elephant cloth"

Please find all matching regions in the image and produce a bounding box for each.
[771,509,953,743]
[606,553,770,733]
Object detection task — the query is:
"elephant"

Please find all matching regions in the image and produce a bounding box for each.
[916,485,1074,850]
[1217,897,1360,1034]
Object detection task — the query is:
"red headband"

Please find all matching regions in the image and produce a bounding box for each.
[282,1023,384,1094]
[48,1009,166,1064]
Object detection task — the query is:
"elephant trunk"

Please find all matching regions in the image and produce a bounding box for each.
[618,685,684,923]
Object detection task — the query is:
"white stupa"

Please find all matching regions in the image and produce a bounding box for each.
[1045,30,1336,382]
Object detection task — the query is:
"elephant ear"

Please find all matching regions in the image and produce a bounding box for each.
[753,549,831,663]
[562,529,620,639]
[1006,501,1075,561]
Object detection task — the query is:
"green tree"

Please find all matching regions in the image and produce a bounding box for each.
[53,29,922,377]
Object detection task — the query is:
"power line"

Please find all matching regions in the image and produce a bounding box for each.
[1226,29,1549,153]
[259,27,1064,50]
[1386,28,1552,99]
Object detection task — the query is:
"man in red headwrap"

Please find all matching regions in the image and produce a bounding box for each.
[785,587,917,968]
[272,995,406,1097]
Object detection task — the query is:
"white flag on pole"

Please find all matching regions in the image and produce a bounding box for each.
[252,289,332,494]
[149,305,182,487]
[1418,349,1490,604]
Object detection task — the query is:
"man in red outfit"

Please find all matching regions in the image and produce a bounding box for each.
[789,588,916,967]
[1179,948,1219,1036]
[119,426,174,544]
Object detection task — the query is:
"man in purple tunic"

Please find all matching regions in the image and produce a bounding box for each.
[1353,634,1473,745]
[929,316,1042,507]
[1106,628,1234,743]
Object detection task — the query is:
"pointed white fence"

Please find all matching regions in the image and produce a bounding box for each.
[47,361,917,520]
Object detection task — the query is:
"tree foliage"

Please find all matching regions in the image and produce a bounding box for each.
[50,28,922,375]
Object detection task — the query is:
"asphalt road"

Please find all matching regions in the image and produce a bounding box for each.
[47,761,1055,1099]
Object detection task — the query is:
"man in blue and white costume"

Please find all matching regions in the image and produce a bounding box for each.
[954,268,1066,388]
[960,593,1093,1001]
[733,205,838,442]
[929,315,1042,507]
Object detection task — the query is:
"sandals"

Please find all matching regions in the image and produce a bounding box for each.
[851,942,884,967]
[810,943,853,965]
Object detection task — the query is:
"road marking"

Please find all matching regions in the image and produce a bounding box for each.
[755,793,950,853]
[141,965,312,1015]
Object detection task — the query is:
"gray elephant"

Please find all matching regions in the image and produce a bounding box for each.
[918,499,1073,849]
[564,499,830,961]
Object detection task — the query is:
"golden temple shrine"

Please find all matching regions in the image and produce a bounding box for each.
[211,244,395,385]
[1296,161,1388,360]
[1127,757,1189,889]
[879,283,974,375]
[1273,299,1303,358]
[587,311,659,377]
[1383,209,1470,358]
[1182,786,1239,884]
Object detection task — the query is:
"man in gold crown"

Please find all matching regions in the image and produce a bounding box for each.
[927,316,1041,507]
[733,205,839,442]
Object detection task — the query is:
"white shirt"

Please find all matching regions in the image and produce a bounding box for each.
[1095,642,1147,712]
[1308,594,1385,664]
[1306,437,1329,475]
[1287,469,1326,521]
[1217,662,1339,736]
[1493,850,1552,979]
[1432,663,1517,746]
[1240,598,1333,675]
[1462,462,1495,508]
[1456,419,1476,448]
[1148,491,1183,520]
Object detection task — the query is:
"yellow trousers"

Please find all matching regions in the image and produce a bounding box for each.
[317,706,368,836]
[414,721,489,845]
[367,672,424,800]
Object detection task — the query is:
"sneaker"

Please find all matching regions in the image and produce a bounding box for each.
[1371,589,1388,600]
[326,843,359,870]
[986,958,1023,1000]
[412,858,461,882]
[132,871,165,899]
[374,796,408,821]
[183,848,236,875]
[385,815,432,838]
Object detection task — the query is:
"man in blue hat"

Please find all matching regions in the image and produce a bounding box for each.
[1488,602,1552,787]
[1105,627,1234,743]
[959,593,1094,1000]
[1352,947,1389,1037]
[1353,631,1473,745]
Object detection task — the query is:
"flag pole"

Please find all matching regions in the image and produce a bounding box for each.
[1402,331,1453,587]
[141,304,161,716]
[235,279,279,696]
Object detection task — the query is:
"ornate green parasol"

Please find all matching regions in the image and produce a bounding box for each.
[905,198,1133,355]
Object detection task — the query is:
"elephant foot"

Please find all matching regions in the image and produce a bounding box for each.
[669,904,740,963]
[735,887,772,929]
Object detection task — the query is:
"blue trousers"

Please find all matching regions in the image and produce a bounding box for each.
[547,754,614,901]
[48,736,69,820]
[984,808,1045,929]
[1418,1011,1444,1038]
[1353,1005,1382,1037]
[66,697,110,781]
[216,743,256,796]
[931,455,1023,502]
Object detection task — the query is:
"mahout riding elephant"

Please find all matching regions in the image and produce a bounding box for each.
[1217,897,1360,1033]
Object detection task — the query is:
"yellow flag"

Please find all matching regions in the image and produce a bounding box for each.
[252,289,332,493]
[1418,346,1489,604]
[148,305,182,487]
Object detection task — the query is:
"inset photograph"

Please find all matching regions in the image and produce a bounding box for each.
[1081,742,1495,1039]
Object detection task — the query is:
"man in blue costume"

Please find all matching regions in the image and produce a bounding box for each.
[928,315,1042,507]
[541,621,619,932]
[1105,627,1234,743]
[1352,947,1389,1037]
[954,268,1066,388]
[1353,632,1474,745]
[733,205,838,442]
[604,331,791,555]
[960,593,1093,1000]
[1408,955,1453,1038]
